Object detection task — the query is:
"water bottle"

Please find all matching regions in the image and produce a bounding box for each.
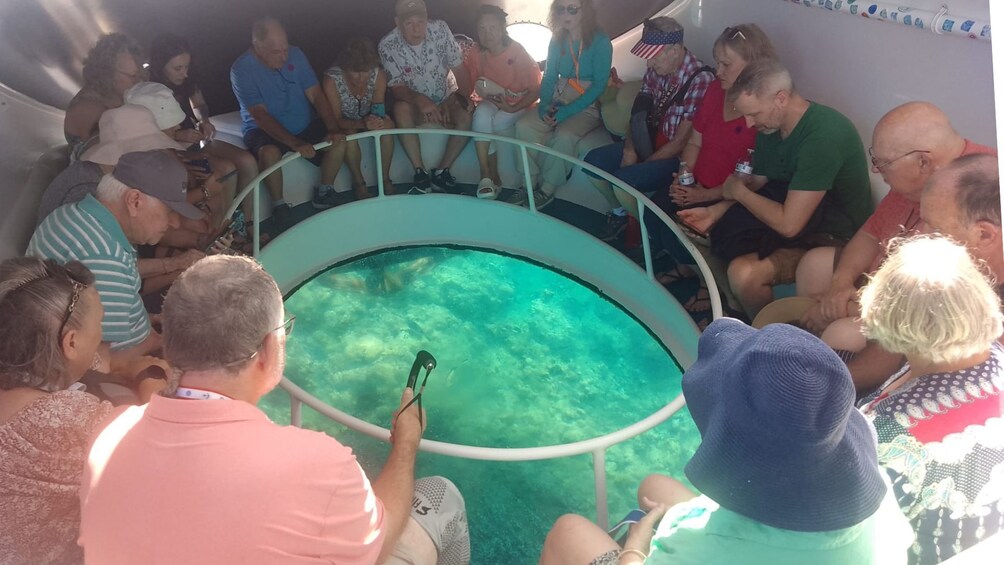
[678,163,695,187]
[734,149,754,177]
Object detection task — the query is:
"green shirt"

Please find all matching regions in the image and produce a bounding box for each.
[752,102,873,241]
[27,194,151,350]
[646,495,912,565]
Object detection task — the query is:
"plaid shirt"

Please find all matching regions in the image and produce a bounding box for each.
[640,49,713,142]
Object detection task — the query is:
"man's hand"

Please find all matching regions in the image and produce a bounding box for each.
[166,249,206,272]
[415,94,442,125]
[198,120,217,141]
[292,140,317,159]
[722,175,748,201]
[802,283,859,334]
[175,128,204,144]
[620,146,639,168]
[391,387,426,447]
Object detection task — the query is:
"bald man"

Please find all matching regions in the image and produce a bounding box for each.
[793,102,995,364]
[230,17,346,233]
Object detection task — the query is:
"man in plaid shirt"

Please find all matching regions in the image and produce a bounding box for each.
[583,17,713,240]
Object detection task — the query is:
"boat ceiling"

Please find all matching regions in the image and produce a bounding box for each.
[0,0,673,114]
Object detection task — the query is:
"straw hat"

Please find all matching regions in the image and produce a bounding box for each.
[751,296,818,330]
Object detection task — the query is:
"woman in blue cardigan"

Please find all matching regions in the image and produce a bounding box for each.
[512,0,612,207]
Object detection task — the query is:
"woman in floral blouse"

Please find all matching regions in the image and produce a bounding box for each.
[858,235,1004,564]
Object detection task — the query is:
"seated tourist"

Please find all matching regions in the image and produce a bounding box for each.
[857,235,1004,563]
[379,0,473,195]
[125,81,236,229]
[464,4,541,199]
[646,23,775,287]
[0,257,164,563]
[149,33,260,212]
[231,17,346,232]
[64,33,145,160]
[539,317,913,564]
[28,150,205,357]
[677,59,873,318]
[582,16,712,240]
[793,102,995,363]
[850,152,1003,392]
[513,0,611,208]
[321,37,396,200]
[79,255,470,564]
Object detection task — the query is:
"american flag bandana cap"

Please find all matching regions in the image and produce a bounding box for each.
[630,26,684,59]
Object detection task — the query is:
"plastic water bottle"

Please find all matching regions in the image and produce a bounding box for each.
[734,149,754,177]
[678,163,695,187]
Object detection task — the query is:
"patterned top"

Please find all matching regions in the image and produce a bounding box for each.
[379,19,464,105]
[27,195,151,350]
[323,67,378,121]
[640,49,713,144]
[858,343,1004,564]
[0,390,113,564]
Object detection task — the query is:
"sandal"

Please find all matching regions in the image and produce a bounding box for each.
[476,178,500,200]
[683,286,712,314]
[656,264,697,286]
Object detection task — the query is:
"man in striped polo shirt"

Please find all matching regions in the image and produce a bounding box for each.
[27,150,204,356]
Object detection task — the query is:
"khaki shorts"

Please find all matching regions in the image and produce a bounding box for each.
[767,234,847,285]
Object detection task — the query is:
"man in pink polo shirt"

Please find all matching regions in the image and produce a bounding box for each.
[79,256,469,564]
[787,101,995,392]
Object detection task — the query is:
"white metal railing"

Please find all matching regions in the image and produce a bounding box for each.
[226,128,716,528]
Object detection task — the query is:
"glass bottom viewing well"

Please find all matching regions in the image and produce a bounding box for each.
[259,246,700,563]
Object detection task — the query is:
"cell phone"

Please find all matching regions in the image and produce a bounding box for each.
[187,158,212,175]
[205,223,238,254]
[406,350,437,389]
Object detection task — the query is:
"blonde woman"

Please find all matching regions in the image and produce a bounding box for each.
[858,235,1004,564]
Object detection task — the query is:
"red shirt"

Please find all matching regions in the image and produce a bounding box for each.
[691,81,757,188]
[860,139,996,272]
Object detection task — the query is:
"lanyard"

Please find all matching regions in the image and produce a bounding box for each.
[567,38,583,81]
[174,386,232,401]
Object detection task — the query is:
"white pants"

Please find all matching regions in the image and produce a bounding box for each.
[472,102,526,154]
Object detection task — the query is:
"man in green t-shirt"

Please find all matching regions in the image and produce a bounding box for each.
[678,59,872,318]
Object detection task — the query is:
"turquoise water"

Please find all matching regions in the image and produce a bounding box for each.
[259,247,701,563]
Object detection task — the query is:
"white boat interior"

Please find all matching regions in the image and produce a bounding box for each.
[1,0,1002,561]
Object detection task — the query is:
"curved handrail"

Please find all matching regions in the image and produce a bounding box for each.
[224,128,724,319]
[279,377,687,462]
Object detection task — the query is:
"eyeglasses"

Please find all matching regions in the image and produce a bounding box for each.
[867,148,930,171]
[554,4,581,15]
[723,26,747,41]
[56,280,85,338]
[218,315,296,369]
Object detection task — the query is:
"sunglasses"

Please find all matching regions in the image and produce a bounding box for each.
[554,4,581,16]
[723,26,747,41]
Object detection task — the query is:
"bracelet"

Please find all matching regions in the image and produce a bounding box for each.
[619,548,647,563]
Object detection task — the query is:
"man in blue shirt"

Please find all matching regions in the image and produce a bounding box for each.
[231,17,346,231]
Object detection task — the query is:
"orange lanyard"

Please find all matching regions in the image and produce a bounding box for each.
[568,38,583,81]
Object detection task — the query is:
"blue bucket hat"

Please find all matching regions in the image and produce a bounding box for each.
[682,318,886,532]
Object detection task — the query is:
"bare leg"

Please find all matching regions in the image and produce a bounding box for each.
[438,98,472,169]
[257,145,284,203]
[475,140,492,179]
[344,139,369,199]
[728,253,781,318]
[379,134,396,193]
[382,517,439,565]
[319,139,347,186]
[820,316,867,352]
[539,514,619,565]
[204,140,259,212]
[393,100,425,169]
[795,246,838,298]
[637,474,697,508]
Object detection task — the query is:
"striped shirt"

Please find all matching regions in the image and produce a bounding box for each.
[27,194,151,350]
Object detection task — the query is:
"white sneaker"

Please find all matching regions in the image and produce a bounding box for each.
[476,178,499,200]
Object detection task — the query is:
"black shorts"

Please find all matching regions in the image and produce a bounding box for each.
[243,118,329,167]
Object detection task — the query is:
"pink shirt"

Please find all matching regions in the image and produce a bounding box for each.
[465,41,541,106]
[861,139,996,271]
[79,395,385,564]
